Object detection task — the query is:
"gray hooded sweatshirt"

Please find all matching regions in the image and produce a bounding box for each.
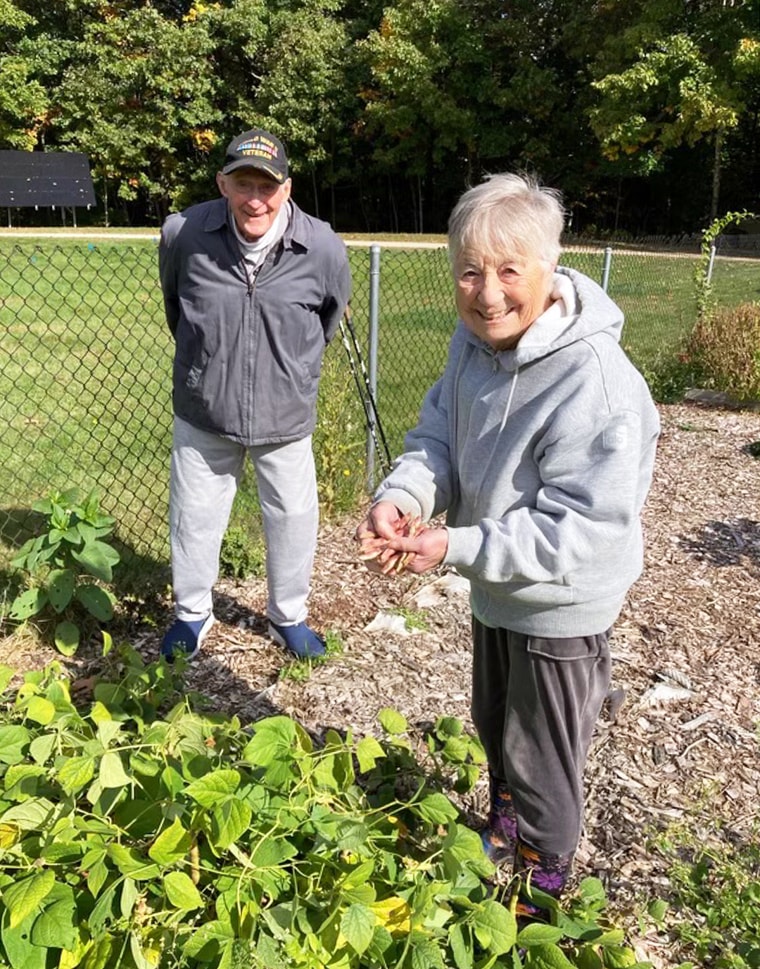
[375,267,660,638]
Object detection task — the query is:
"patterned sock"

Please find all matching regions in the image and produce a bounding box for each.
[513,839,574,922]
[481,774,518,863]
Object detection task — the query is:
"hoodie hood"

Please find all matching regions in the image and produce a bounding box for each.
[462,266,625,373]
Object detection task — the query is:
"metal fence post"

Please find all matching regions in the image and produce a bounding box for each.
[601,246,613,292]
[706,243,717,285]
[367,244,381,488]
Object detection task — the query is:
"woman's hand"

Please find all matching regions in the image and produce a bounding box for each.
[355,503,447,575]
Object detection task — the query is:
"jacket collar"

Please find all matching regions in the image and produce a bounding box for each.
[203,197,311,251]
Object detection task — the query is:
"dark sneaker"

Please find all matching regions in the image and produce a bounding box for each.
[268,621,326,659]
[160,613,215,662]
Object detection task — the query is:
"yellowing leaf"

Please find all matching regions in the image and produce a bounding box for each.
[369,896,411,935]
[0,822,20,849]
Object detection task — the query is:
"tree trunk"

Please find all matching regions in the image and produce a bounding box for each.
[710,129,722,222]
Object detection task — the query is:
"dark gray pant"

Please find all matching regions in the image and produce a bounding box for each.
[471,618,611,857]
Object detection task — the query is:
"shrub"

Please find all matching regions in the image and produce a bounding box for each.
[685,302,760,401]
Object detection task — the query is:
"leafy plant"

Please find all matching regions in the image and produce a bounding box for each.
[277,628,345,683]
[694,211,756,320]
[0,652,647,969]
[8,489,120,655]
[219,527,265,581]
[392,607,430,633]
[651,820,760,969]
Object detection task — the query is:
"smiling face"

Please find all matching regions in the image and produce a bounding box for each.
[453,251,555,351]
[216,168,292,241]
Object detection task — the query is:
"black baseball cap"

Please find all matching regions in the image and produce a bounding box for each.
[220,129,289,182]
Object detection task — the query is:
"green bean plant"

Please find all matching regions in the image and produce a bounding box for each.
[0,647,650,969]
[8,489,120,655]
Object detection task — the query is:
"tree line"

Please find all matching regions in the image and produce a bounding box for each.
[2,0,759,235]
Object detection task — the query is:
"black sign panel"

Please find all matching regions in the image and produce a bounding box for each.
[0,150,96,207]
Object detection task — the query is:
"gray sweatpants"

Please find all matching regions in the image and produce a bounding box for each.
[471,618,611,857]
[169,416,319,626]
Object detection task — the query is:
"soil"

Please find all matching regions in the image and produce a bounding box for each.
[2,400,760,966]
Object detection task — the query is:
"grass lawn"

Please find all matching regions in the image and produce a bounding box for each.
[0,236,757,592]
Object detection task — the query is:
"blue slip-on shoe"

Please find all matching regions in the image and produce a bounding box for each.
[160,613,215,662]
[268,621,326,660]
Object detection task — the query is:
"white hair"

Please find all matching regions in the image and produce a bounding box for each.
[447,172,565,268]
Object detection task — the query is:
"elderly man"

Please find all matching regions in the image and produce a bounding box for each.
[356,173,659,921]
[159,128,351,661]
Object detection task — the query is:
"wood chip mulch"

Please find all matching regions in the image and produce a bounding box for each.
[3,400,759,964]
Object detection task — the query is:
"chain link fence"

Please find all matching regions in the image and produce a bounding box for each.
[0,237,755,590]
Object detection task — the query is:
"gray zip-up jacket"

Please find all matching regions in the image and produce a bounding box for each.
[159,198,351,445]
[376,267,660,638]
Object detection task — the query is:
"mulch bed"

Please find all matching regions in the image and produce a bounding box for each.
[3,400,759,965]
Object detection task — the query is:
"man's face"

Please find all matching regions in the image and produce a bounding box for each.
[216,169,291,241]
[453,251,555,351]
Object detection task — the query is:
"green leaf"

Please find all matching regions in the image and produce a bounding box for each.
[471,899,517,955]
[340,903,375,955]
[378,707,407,735]
[47,569,76,613]
[211,797,253,851]
[9,587,48,621]
[57,755,96,795]
[1,796,55,830]
[54,620,80,656]
[183,919,235,959]
[523,943,577,968]
[99,750,132,789]
[578,877,607,904]
[79,934,114,969]
[120,877,139,919]
[355,735,386,772]
[106,844,159,881]
[71,540,120,582]
[30,886,78,950]
[518,922,565,946]
[448,922,472,969]
[29,733,56,765]
[601,945,639,967]
[0,665,15,693]
[87,860,109,897]
[149,817,192,866]
[185,769,240,808]
[164,871,204,911]
[647,898,668,922]
[4,869,55,928]
[415,792,458,825]
[25,695,56,726]
[75,583,115,622]
[1,906,48,969]
[242,716,300,767]
[0,725,30,765]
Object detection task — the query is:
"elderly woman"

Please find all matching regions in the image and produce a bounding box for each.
[356,173,660,920]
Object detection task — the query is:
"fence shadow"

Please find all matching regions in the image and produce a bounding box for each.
[678,517,760,569]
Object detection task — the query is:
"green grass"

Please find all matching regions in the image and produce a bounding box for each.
[0,238,757,594]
